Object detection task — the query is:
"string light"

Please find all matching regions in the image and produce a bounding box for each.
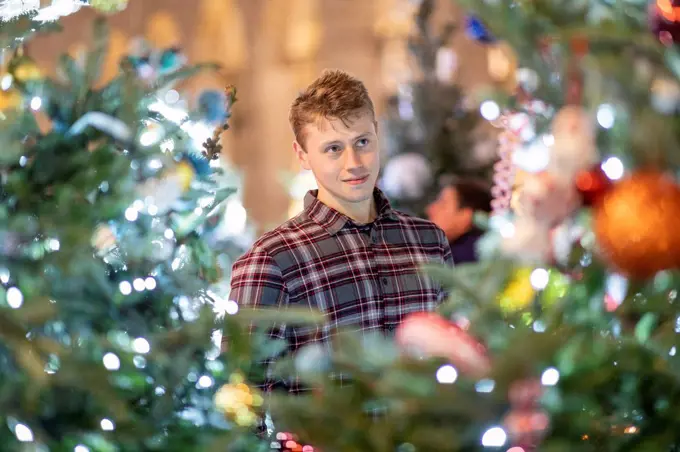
[481,426,507,447]
[100,419,115,431]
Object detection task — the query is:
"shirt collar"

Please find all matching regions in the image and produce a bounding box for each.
[303,188,397,235]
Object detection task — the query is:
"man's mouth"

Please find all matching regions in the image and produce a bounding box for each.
[344,175,369,185]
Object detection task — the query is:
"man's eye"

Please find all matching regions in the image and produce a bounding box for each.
[356,138,370,147]
[326,145,341,153]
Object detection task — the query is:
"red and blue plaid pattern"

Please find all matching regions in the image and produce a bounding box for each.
[228,188,453,393]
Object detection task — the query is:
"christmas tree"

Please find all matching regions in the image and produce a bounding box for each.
[0,10,285,450]
[378,0,493,216]
[255,1,680,451]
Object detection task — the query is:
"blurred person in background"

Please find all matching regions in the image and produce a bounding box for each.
[425,177,492,265]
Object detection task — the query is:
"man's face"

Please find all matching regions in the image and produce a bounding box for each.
[425,186,473,241]
[294,110,379,209]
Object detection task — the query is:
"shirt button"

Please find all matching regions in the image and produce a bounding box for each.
[382,277,389,286]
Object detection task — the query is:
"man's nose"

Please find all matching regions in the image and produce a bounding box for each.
[344,147,362,170]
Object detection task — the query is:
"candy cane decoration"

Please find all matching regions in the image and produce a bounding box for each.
[490,113,531,216]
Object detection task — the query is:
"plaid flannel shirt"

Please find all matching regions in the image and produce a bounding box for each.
[228,188,453,393]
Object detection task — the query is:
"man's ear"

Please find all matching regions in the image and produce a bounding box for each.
[293,140,311,171]
[460,207,474,229]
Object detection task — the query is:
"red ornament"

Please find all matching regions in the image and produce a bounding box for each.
[649,0,680,45]
[504,379,550,451]
[575,166,612,206]
[395,312,492,378]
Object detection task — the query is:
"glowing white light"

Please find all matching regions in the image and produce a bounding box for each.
[530,268,550,290]
[224,198,247,235]
[194,207,203,216]
[597,104,615,129]
[542,134,554,146]
[119,281,132,295]
[14,424,34,442]
[148,205,158,216]
[512,139,550,173]
[125,207,138,222]
[74,445,90,452]
[144,277,157,290]
[541,367,560,386]
[0,267,9,283]
[226,300,239,315]
[500,222,515,239]
[670,346,677,356]
[133,355,146,368]
[436,364,458,384]
[102,352,120,371]
[132,199,145,211]
[48,238,60,251]
[480,100,500,121]
[601,156,624,180]
[475,379,495,393]
[149,101,188,124]
[30,96,42,110]
[133,278,145,292]
[155,386,166,395]
[7,287,23,308]
[147,159,163,170]
[1,74,12,90]
[165,90,180,104]
[160,140,175,153]
[133,337,150,354]
[100,418,115,431]
[533,320,547,333]
[33,0,84,21]
[197,375,214,388]
[481,426,507,447]
[139,128,162,147]
[164,228,175,239]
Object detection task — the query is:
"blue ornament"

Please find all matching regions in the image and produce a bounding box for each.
[197,89,227,125]
[158,47,184,74]
[182,152,212,177]
[464,15,496,44]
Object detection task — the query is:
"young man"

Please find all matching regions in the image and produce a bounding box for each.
[425,177,492,265]
[229,70,452,393]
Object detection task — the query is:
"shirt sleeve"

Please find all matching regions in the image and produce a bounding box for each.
[226,246,288,391]
[438,228,454,267]
[436,227,454,302]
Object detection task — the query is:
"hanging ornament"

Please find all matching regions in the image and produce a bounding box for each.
[197,89,228,125]
[575,165,612,207]
[136,160,197,214]
[0,88,22,111]
[498,267,535,313]
[91,224,117,255]
[9,54,42,83]
[89,0,129,14]
[464,15,496,44]
[593,170,680,279]
[396,312,492,378]
[549,105,598,182]
[214,372,263,427]
[157,47,185,74]
[650,77,680,114]
[499,268,570,314]
[649,0,680,45]
[503,379,550,450]
[487,41,518,87]
[516,68,540,93]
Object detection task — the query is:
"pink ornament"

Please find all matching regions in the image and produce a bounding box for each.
[395,312,492,378]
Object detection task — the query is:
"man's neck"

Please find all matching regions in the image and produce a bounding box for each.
[317,190,377,224]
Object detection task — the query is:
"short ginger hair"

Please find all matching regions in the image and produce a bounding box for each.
[289,69,376,149]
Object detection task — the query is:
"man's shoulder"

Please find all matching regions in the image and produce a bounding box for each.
[390,210,446,238]
[242,211,320,258]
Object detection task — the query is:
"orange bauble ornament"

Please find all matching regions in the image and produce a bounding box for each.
[593,170,680,279]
